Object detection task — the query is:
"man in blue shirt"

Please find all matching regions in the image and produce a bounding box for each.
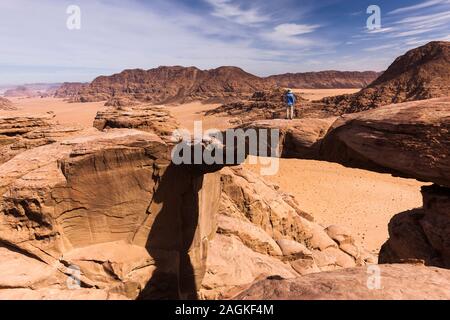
[285,89,296,120]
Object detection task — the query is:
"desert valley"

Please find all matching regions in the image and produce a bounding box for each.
[0,40,449,301]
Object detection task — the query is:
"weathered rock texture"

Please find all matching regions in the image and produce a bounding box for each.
[54,82,88,99]
[0,112,85,164]
[0,129,221,300]
[321,41,450,113]
[235,264,450,300]
[200,166,374,299]
[379,184,450,268]
[239,118,336,159]
[320,97,450,187]
[0,97,15,110]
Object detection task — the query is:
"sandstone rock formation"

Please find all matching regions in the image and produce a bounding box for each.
[0,97,15,110]
[0,129,221,300]
[321,41,450,113]
[320,97,450,187]
[93,104,178,142]
[379,184,450,268]
[235,264,450,300]
[54,82,88,100]
[239,118,336,159]
[266,71,380,89]
[0,112,85,164]
[200,166,374,299]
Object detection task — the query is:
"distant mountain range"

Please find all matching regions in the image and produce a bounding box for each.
[1,83,61,98]
[54,68,380,105]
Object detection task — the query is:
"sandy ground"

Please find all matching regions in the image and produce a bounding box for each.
[293,88,361,101]
[5,97,105,127]
[244,157,425,253]
[3,90,424,254]
[169,102,230,132]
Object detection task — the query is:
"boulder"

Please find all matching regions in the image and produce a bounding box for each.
[235,264,450,300]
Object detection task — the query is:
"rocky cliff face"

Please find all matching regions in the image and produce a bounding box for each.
[266,71,380,89]
[321,41,450,113]
[54,82,88,99]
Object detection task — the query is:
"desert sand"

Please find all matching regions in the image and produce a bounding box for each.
[244,157,425,253]
[2,89,424,254]
[5,97,104,127]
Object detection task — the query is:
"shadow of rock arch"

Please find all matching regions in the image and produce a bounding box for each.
[137,163,218,300]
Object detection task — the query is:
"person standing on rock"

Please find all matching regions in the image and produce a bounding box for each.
[285,89,296,120]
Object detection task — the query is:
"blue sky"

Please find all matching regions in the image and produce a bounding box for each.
[0,0,449,85]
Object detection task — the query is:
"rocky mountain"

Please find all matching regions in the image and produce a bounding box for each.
[62,66,270,104]
[322,41,450,113]
[54,82,89,99]
[4,83,61,98]
[55,67,380,105]
[266,71,380,89]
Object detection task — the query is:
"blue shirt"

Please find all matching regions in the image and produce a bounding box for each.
[286,92,296,106]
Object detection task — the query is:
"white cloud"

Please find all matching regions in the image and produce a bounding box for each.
[205,0,270,25]
[389,0,449,15]
[366,27,394,34]
[263,23,320,46]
